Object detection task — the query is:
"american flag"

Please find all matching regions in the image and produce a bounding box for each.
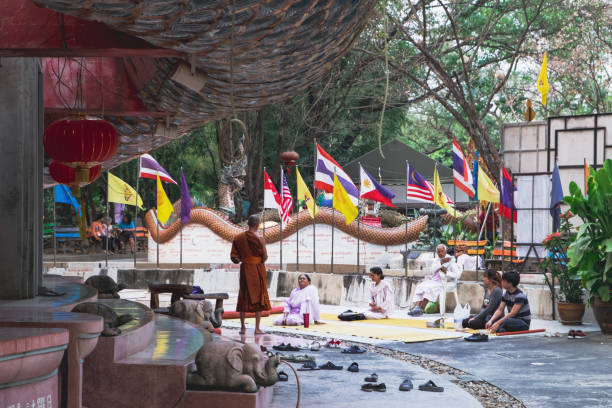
[280,168,293,226]
[407,163,455,205]
[407,163,434,203]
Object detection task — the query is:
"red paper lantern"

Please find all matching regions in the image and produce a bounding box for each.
[49,161,102,188]
[43,117,118,167]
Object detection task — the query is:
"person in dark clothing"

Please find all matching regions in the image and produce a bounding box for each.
[462,269,503,329]
[486,270,531,333]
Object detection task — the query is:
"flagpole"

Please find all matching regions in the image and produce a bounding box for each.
[313,139,317,274]
[262,166,266,243]
[296,165,299,273]
[280,164,283,271]
[53,188,57,267]
[331,169,335,275]
[105,172,109,269]
[476,201,480,273]
[405,161,408,277]
[156,170,159,270]
[453,176,457,259]
[180,166,183,270]
[499,167,504,271]
[134,155,140,269]
[357,162,363,275]
[510,171,515,266]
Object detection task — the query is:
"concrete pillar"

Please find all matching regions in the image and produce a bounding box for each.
[0,57,44,299]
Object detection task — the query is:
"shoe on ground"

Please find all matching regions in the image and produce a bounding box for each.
[418,380,444,392]
[361,383,374,392]
[399,379,413,391]
[273,343,300,352]
[348,362,359,372]
[319,361,343,370]
[372,383,386,392]
[342,345,366,354]
[408,307,424,317]
[364,373,378,382]
[464,333,489,342]
[568,330,576,339]
[277,371,288,382]
[297,361,320,371]
[574,330,586,338]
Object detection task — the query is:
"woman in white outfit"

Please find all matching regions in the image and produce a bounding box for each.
[364,267,393,319]
[408,244,458,316]
[274,274,321,325]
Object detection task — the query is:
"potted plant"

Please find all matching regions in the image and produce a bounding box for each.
[539,216,585,324]
[565,160,612,334]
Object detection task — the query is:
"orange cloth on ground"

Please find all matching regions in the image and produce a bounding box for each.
[231,231,271,313]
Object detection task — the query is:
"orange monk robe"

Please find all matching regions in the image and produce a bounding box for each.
[231,231,272,313]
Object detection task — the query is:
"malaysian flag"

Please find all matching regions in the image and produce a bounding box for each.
[407,163,434,203]
[280,168,293,226]
[139,153,177,184]
[407,163,455,205]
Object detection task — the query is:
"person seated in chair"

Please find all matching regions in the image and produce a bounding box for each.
[486,270,531,333]
[274,274,322,326]
[455,244,483,271]
[117,214,136,254]
[408,244,458,316]
[363,267,393,319]
[90,215,105,249]
[462,269,503,329]
[102,217,116,255]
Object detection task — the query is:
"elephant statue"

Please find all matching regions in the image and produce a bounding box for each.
[187,340,280,393]
[169,300,223,332]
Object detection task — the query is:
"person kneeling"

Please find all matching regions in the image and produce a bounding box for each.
[364,267,393,319]
[274,274,321,326]
[486,270,531,333]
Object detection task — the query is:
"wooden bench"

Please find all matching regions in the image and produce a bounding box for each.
[148,283,228,314]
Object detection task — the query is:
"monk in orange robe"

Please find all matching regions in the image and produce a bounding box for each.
[231,215,271,334]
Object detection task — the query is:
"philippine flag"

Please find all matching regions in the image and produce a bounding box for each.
[360,165,395,207]
[452,138,475,198]
[314,143,359,206]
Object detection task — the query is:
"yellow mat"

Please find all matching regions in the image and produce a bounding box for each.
[239,315,463,343]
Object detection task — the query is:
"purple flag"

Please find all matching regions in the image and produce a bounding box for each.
[114,203,125,223]
[180,169,192,224]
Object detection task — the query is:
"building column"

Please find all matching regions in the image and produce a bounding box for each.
[0,57,44,299]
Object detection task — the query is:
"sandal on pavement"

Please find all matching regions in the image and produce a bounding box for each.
[347,362,359,372]
[574,330,586,338]
[361,383,374,392]
[273,343,301,352]
[364,373,378,383]
[418,380,444,392]
[568,330,576,339]
[310,341,321,351]
[319,361,343,370]
[277,371,289,382]
[399,379,413,391]
[372,383,386,392]
[279,354,315,363]
[341,345,366,354]
[464,333,488,342]
[297,361,320,371]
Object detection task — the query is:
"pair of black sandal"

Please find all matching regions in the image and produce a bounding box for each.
[397,379,443,392]
[273,343,301,352]
[297,361,343,371]
[362,373,386,392]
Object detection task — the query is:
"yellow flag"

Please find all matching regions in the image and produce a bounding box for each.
[107,172,143,209]
[477,167,500,203]
[156,173,174,223]
[333,172,358,225]
[433,166,454,214]
[296,168,318,218]
[537,51,549,106]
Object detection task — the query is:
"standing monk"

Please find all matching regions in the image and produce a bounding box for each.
[231,215,271,334]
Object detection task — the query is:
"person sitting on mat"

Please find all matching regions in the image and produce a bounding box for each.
[274,273,322,326]
[486,270,531,333]
[462,269,503,329]
[408,244,458,316]
[364,267,393,319]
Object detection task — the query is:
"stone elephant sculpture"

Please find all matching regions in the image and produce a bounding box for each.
[187,340,280,392]
[169,300,223,332]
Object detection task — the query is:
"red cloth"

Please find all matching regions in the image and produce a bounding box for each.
[231,231,271,313]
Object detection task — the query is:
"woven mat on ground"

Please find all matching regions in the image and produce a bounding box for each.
[240,315,463,343]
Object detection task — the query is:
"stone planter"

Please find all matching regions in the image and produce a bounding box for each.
[593,296,612,334]
[557,302,585,325]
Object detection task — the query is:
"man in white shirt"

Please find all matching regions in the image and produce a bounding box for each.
[455,245,483,271]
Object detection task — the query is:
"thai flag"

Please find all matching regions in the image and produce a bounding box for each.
[360,165,395,207]
[314,143,359,206]
[407,164,455,205]
[406,164,434,203]
[452,138,475,198]
[263,171,282,217]
[139,153,177,184]
[499,166,517,222]
[280,168,293,226]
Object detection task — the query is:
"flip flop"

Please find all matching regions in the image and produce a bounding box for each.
[418,380,444,392]
[347,362,359,372]
[277,371,289,382]
[341,345,366,354]
[399,379,413,391]
[297,361,320,371]
[319,361,343,370]
[364,373,378,382]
